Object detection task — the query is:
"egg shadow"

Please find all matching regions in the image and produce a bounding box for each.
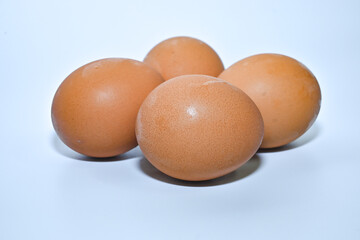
[258,122,322,153]
[51,133,143,162]
[138,154,262,187]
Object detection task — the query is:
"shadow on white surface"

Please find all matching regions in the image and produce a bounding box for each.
[51,133,143,162]
[138,154,262,187]
[258,122,322,153]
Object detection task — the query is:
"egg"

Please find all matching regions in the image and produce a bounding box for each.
[143,36,224,80]
[218,54,321,148]
[136,75,264,181]
[52,58,164,158]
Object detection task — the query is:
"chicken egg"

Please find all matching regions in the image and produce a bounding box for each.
[144,36,224,80]
[136,75,264,181]
[218,53,321,148]
[52,58,164,158]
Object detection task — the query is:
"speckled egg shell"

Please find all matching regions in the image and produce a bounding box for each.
[136,75,264,181]
[218,53,321,148]
[52,58,164,158]
[144,36,224,80]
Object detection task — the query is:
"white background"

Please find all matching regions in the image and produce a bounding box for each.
[1,0,360,239]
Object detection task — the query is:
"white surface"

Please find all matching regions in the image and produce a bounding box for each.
[1,0,360,239]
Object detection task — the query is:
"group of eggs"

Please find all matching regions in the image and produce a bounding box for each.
[52,36,321,181]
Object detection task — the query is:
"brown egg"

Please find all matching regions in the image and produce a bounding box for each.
[52,58,164,158]
[143,36,224,80]
[136,75,264,181]
[218,54,321,148]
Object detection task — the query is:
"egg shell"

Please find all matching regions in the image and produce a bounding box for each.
[136,75,264,181]
[52,58,164,158]
[144,36,224,80]
[218,53,321,148]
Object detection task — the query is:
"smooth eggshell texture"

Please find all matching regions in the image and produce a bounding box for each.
[136,75,264,181]
[52,58,164,158]
[144,36,224,80]
[218,53,321,148]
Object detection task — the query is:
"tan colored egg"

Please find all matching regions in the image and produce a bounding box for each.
[143,36,224,80]
[218,53,321,148]
[136,75,264,181]
[52,58,164,158]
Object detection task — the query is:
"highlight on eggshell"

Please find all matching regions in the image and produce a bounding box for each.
[218,53,321,149]
[135,74,264,181]
[51,58,164,158]
[143,36,224,80]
